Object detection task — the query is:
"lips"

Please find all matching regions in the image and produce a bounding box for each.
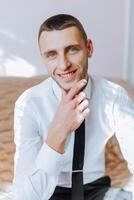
[58,69,77,81]
[58,69,77,77]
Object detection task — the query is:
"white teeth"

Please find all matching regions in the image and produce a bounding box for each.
[60,71,74,78]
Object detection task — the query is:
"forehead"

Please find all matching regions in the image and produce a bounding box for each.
[39,26,84,52]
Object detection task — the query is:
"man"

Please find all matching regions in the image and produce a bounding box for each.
[13,14,134,200]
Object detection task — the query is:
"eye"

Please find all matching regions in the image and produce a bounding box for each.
[68,46,79,54]
[45,51,57,60]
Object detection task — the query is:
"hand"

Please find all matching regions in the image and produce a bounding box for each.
[58,79,90,134]
[46,79,90,153]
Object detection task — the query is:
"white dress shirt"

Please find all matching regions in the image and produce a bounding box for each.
[13,75,134,200]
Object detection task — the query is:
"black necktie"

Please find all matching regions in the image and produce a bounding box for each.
[72,120,85,200]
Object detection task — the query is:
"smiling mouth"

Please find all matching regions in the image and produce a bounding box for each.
[58,69,77,79]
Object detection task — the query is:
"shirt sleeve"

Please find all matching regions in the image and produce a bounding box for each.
[113,86,134,174]
[13,93,63,200]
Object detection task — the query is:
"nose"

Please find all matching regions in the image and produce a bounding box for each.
[58,54,71,70]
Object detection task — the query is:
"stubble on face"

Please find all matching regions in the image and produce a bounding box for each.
[39,27,90,94]
[52,63,89,94]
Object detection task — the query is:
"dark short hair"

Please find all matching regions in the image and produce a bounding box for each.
[38,14,87,44]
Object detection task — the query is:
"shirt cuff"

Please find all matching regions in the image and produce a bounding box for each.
[35,142,63,176]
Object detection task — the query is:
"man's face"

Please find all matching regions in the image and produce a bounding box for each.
[39,26,93,92]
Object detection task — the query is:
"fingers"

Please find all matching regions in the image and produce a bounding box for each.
[77,98,90,119]
[82,107,90,118]
[67,79,87,100]
[76,96,90,121]
[77,106,90,123]
[75,92,86,105]
[77,99,89,112]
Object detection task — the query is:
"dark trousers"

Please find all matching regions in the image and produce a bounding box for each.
[49,176,111,200]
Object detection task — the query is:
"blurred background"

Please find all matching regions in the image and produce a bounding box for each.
[0,0,133,86]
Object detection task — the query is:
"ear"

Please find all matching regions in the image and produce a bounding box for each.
[87,39,93,58]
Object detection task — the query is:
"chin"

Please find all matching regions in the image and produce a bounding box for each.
[54,74,82,90]
[61,80,79,91]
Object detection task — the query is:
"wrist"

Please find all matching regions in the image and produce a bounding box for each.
[46,128,68,154]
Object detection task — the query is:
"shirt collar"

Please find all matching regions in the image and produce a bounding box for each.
[52,74,92,102]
